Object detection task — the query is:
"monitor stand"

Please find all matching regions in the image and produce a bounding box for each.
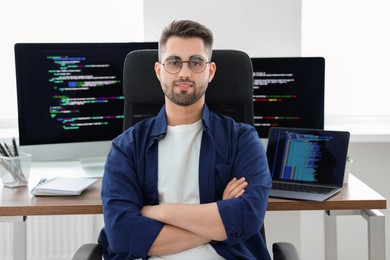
[79,157,106,178]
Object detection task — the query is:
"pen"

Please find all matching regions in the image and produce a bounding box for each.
[3,142,14,157]
[31,178,48,196]
[11,138,24,181]
[0,143,9,157]
[12,137,19,157]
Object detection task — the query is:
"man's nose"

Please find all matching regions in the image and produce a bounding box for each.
[178,61,192,77]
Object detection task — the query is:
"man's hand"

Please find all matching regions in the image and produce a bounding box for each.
[223,177,248,200]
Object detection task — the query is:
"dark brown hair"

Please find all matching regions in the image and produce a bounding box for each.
[159,20,214,61]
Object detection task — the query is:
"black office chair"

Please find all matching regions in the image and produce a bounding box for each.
[72,49,300,260]
[122,49,255,131]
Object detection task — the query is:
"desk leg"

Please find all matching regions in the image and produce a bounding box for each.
[13,216,27,260]
[326,210,386,260]
[362,209,386,260]
[324,211,337,260]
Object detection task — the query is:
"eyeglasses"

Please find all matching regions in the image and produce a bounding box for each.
[160,55,210,74]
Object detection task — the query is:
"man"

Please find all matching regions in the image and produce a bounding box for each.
[99,20,272,259]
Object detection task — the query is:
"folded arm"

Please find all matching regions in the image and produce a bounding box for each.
[143,177,248,256]
[147,224,210,256]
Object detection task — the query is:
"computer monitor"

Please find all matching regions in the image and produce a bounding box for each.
[251,57,325,138]
[15,42,158,175]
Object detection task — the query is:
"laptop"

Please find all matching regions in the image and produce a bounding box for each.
[266,127,350,201]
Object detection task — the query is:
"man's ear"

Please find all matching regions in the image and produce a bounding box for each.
[155,62,162,81]
[208,62,216,83]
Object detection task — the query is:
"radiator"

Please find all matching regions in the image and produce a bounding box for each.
[0,214,103,260]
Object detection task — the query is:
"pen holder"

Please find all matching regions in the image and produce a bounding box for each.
[0,152,32,188]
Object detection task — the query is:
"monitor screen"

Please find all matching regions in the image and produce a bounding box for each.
[15,42,158,162]
[251,57,325,138]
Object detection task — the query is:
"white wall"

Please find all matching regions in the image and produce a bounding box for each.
[302,0,390,118]
[144,0,301,57]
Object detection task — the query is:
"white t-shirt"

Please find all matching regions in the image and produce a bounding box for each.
[151,119,224,260]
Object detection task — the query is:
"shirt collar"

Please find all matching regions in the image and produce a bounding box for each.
[201,105,211,131]
[152,104,211,139]
[151,105,168,139]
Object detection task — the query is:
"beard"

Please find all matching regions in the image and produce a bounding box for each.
[162,79,208,106]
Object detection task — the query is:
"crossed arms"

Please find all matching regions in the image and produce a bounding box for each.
[141,177,248,256]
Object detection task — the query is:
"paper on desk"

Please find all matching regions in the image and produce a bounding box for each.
[31,177,97,196]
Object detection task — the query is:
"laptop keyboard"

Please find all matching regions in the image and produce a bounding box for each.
[272,182,336,194]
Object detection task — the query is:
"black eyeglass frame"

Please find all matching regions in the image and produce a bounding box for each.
[159,55,211,74]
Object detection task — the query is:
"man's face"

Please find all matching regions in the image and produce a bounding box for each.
[155,36,216,107]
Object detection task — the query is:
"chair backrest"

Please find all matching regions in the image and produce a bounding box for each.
[122,49,254,130]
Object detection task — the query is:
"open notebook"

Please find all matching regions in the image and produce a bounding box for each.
[266,127,350,201]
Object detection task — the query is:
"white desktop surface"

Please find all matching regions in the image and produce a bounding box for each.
[27,161,77,196]
[325,115,390,143]
[28,161,93,189]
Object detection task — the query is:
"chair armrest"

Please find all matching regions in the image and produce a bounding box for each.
[72,243,102,260]
[272,242,300,260]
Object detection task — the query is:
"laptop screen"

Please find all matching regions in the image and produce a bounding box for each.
[267,127,350,186]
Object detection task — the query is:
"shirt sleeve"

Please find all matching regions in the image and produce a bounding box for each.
[216,126,272,245]
[101,133,164,259]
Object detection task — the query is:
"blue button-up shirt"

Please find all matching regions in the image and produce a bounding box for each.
[99,105,272,260]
